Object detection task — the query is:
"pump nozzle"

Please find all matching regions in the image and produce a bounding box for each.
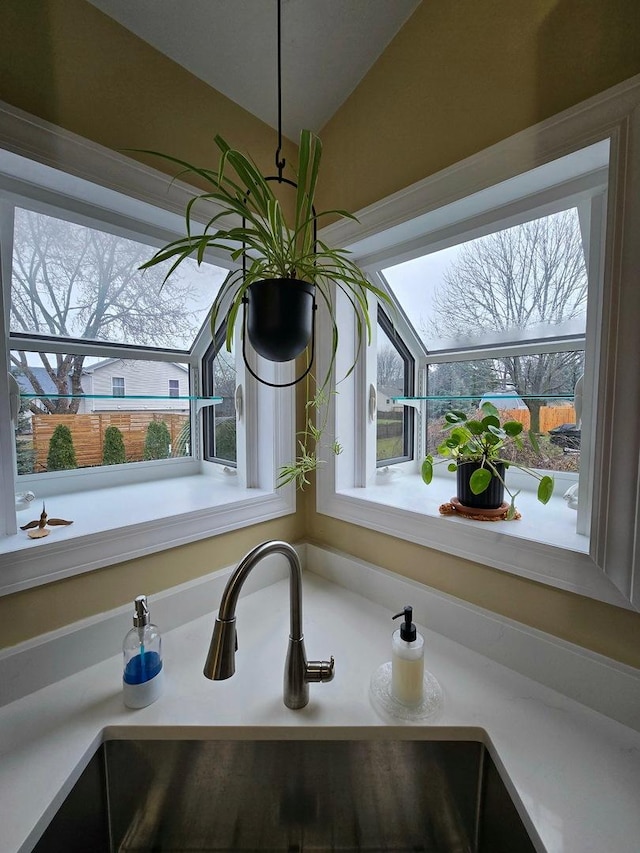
[133,594,150,628]
[392,605,417,641]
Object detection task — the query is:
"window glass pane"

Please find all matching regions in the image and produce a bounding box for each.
[168,379,180,398]
[10,207,227,349]
[376,320,409,463]
[427,351,584,474]
[383,208,588,352]
[203,340,237,465]
[11,350,192,473]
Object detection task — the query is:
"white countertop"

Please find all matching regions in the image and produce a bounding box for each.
[0,571,639,853]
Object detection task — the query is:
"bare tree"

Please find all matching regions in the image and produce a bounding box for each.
[10,209,203,413]
[428,210,587,431]
[213,346,236,418]
[377,344,404,389]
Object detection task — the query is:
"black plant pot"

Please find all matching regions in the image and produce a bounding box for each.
[457,461,505,510]
[246,278,315,362]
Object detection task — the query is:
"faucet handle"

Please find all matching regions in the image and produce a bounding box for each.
[305,656,335,683]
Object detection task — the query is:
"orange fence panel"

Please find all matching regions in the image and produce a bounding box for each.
[539,406,576,433]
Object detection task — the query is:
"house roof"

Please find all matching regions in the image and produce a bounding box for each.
[378,384,404,400]
[11,366,71,396]
[84,358,189,374]
[480,391,528,410]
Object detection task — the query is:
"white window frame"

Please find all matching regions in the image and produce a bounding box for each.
[375,305,416,467]
[317,75,640,611]
[112,376,126,397]
[168,378,180,398]
[0,102,296,595]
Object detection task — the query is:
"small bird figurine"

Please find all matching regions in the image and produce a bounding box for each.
[20,503,73,539]
[563,482,579,511]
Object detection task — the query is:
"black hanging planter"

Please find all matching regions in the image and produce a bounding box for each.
[245,278,316,362]
[457,461,505,510]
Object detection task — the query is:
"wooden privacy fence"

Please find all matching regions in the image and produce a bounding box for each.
[476,406,576,432]
[32,412,189,470]
[539,406,577,432]
[377,420,404,440]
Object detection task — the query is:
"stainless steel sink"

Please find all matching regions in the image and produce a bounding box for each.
[32,737,539,852]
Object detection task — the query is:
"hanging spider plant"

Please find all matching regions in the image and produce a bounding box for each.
[138,129,392,487]
[139,129,390,391]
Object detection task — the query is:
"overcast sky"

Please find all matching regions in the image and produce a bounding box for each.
[382,243,463,349]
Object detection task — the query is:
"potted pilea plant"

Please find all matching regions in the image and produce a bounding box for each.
[138,129,390,487]
[421,402,554,519]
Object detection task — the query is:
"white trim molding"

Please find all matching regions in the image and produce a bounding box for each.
[0,100,212,223]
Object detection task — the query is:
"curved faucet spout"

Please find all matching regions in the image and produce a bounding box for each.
[203,540,334,709]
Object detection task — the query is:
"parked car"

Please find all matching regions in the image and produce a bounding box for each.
[549,423,581,450]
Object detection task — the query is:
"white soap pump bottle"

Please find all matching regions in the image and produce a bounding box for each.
[391,605,424,706]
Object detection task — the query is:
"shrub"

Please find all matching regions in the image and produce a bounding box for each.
[16,439,36,475]
[102,425,126,465]
[47,424,78,471]
[16,406,35,474]
[143,420,171,460]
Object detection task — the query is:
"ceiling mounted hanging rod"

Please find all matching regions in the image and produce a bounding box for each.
[275,0,286,180]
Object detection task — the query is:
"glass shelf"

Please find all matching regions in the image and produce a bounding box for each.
[393,394,575,402]
[19,394,222,403]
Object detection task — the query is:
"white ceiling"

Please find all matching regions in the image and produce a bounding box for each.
[86,0,421,140]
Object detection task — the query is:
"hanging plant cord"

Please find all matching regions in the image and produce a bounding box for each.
[240,0,318,388]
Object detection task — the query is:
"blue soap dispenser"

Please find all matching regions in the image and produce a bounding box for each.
[123,595,164,709]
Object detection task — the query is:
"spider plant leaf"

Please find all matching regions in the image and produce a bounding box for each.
[295,130,322,257]
[124,148,221,189]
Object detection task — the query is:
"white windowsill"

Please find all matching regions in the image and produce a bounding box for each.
[362,469,588,553]
[0,473,294,596]
[320,468,631,609]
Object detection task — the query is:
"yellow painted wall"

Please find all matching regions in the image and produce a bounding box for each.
[0,516,304,648]
[0,0,297,180]
[1,0,639,667]
[317,0,640,214]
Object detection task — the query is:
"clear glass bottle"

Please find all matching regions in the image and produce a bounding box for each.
[391,605,424,706]
[123,595,164,709]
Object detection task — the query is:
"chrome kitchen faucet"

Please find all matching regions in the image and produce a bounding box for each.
[204,540,335,709]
